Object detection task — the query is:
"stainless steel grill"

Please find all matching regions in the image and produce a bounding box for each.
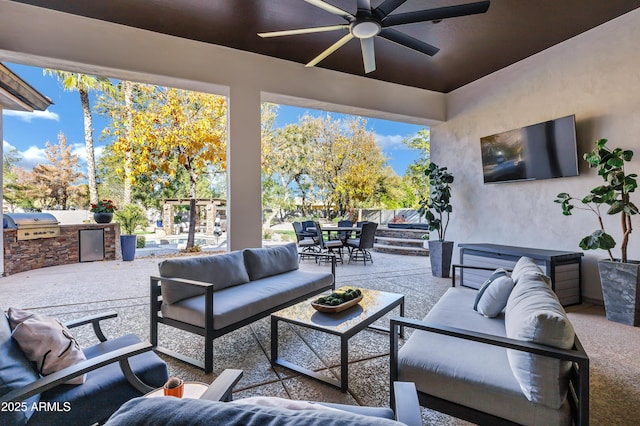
[3,212,60,240]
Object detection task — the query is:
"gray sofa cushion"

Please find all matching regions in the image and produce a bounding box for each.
[397,287,571,426]
[505,274,575,409]
[0,313,41,426]
[161,269,333,330]
[106,397,402,426]
[511,256,544,284]
[159,251,250,304]
[244,243,299,281]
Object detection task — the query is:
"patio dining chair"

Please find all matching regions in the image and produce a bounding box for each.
[336,219,354,243]
[292,221,319,260]
[314,221,344,264]
[346,222,378,265]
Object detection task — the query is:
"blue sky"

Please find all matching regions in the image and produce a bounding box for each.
[2,62,426,176]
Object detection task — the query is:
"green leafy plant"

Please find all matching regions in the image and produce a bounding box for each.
[419,162,454,241]
[90,199,116,213]
[555,138,638,262]
[136,235,146,249]
[421,234,430,240]
[115,204,148,235]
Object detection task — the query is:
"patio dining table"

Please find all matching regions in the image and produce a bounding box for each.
[308,226,361,240]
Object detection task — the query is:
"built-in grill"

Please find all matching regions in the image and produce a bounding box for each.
[3,212,60,240]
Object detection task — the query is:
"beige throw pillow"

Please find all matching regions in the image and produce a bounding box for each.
[8,308,87,384]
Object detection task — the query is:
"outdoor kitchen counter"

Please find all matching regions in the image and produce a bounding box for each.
[3,223,120,276]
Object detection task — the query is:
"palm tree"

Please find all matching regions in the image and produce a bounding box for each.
[44,69,115,205]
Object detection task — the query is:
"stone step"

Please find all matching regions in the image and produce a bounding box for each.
[376,227,428,239]
[373,243,429,257]
[375,236,426,248]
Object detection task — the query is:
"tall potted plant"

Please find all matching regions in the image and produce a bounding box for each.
[114,204,148,261]
[555,138,639,326]
[419,162,455,277]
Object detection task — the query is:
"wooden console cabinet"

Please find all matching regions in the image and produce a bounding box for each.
[458,243,583,306]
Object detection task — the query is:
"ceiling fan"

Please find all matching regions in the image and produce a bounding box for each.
[258,0,490,74]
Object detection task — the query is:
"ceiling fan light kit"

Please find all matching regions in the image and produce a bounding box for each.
[258,0,490,74]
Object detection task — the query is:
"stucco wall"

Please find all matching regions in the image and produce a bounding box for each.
[432,9,640,302]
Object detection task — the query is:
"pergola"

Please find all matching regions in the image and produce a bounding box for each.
[161,198,226,236]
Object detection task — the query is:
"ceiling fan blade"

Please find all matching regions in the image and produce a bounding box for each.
[304,0,354,20]
[382,1,490,27]
[361,37,376,73]
[306,33,354,68]
[357,0,372,13]
[379,28,440,56]
[258,25,348,38]
[373,0,408,20]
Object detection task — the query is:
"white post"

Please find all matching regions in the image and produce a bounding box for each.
[0,107,4,275]
[227,85,262,251]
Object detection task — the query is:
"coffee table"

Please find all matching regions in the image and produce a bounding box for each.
[270,287,404,392]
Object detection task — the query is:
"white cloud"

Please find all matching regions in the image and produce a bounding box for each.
[70,143,103,162]
[3,139,16,151]
[3,109,60,123]
[374,133,406,151]
[21,145,47,166]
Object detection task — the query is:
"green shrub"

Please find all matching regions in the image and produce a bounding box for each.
[115,204,148,235]
[136,235,146,248]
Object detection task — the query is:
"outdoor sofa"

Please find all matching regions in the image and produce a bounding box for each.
[150,243,335,373]
[391,256,589,425]
[107,369,422,426]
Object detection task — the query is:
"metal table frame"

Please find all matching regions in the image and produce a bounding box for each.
[271,289,404,392]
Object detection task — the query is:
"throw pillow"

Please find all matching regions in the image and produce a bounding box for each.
[473,269,514,317]
[8,308,87,384]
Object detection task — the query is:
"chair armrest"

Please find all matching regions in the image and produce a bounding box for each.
[393,382,421,426]
[199,369,244,402]
[0,342,156,403]
[64,311,118,342]
[451,264,513,287]
[150,276,215,289]
[390,316,587,361]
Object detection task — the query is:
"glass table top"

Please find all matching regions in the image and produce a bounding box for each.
[271,287,403,334]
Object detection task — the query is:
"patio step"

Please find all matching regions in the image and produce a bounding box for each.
[371,227,429,256]
[373,243,429,256]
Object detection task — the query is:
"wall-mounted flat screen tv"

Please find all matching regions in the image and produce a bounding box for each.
[480,115,578,184]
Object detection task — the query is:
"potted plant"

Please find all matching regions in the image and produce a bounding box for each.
[90,199,115,224]
[114,204,148,261]
[421,233,430,249]
[555,138,639,326]
[419,162,455,277]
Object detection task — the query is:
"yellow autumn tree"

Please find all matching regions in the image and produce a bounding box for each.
[111,84,227,249]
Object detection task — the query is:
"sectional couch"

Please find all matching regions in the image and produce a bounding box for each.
[390,257,589,425]
[150,243,335,373]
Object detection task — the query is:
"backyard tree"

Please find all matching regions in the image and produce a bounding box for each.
[402,128,431,207]
[262,109,319,221]
[111,84,227,249]
[308,115,387,216]
[44,69,115,205]
[27,132,86,209]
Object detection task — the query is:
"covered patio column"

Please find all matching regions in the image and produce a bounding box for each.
[227,84,262,250]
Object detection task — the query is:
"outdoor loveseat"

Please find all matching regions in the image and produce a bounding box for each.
[391,256,589,425]
[150,243,335,373]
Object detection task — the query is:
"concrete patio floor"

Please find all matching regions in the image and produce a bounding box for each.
[2,248,638,425]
